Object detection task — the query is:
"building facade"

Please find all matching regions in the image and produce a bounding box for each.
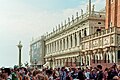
[30,0,120,69]
[30,36,45,68]
[44,0,107,68]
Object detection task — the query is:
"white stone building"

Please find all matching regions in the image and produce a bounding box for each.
[44,0,107,68]
[30,0,120,69]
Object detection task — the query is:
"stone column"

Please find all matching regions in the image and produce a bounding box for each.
[46,45,48,54]
[59,40,61,51]
[57,60,59,67]
[82,29,84,37]
[85,53,87,65]
[55,41,57,52]
[93,50,97,63]
[54,60,56,67]
[62,39,64,50]
[53,42,54,52]
[72,34,75,47]
[72,57,75,64]
[50,43,52,53]
[103,48,108,63]
[61,59,63,66]
[86,52,90,65]
[113,51,116,63]
[82,56,85,66]
[68,35,71,48]
[56,41,58,52]
[55,42,56,52]
[52,43,54,53]
[59,59,61,66]
[52,42,54,52]
[76,32,80,46]
[108,51,111,63]
[48,44,50,53]
[65,37,67,49]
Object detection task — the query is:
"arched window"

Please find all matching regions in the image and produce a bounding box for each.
[79,30,81,42]
[66,37,68,49]
[79,56,81,66]
[96,55,98,63]
[79,30,81,38]
[87,56,89,65]
[82,58,84,66]
[71,35,72,47]
[75,33,77,46]
[84,28,87,36]
[66,58,68,66]
[55,42,56,52]
[63,39,65,49]
[93,55,95,63]
[57,41,59,51]
[104,54,106,63]
[99,56,101,63]
[108,54,110,63]
[60,40,62,50]
[71,58,72,66]
[111,54,114,63]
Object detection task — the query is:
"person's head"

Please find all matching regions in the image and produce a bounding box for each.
[113,76,119,80]
[61,67,65,71]
[97,65,102,70]
[14,65,18,71]
[4,68,11,76]
[36,74,45,80]
[46,70,52,76]
[23,75,30,80]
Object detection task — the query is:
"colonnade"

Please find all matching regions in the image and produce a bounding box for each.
[51,48,116,67]
[46,28,87,54]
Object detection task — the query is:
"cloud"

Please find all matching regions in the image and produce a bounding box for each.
[0,0,105,67]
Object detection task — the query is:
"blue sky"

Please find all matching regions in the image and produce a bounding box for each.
[0,0,105,67]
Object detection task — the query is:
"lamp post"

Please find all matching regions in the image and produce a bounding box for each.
[17,41,23,68]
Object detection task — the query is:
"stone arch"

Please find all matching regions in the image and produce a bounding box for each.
[103,53,107,63]
[86,55,89,66]
[96,55,99,63]
[99,54,101,63]
[81,56,84,66]
[111,53,114,63]
[79,56,82,66]
[93,54,95,63]
[108,54,110,63]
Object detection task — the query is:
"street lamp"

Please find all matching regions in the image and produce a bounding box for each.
[17,41,23,68]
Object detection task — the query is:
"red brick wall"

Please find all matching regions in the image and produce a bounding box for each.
[105,0,120,28]
[117,0,120,27]
[105,0,111,29]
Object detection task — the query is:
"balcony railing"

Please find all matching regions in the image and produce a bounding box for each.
[81,27,117,42]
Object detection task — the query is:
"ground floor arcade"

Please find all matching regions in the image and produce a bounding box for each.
[45,47,119,69]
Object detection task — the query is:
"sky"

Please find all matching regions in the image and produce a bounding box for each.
[0,0,105,67]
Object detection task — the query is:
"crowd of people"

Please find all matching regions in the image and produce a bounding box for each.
[0,64,120,80]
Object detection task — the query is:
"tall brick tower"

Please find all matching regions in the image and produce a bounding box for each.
[105,0,120,29]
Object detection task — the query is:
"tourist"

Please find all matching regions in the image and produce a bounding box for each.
[60,67,66,80]
[96,65,104,80]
